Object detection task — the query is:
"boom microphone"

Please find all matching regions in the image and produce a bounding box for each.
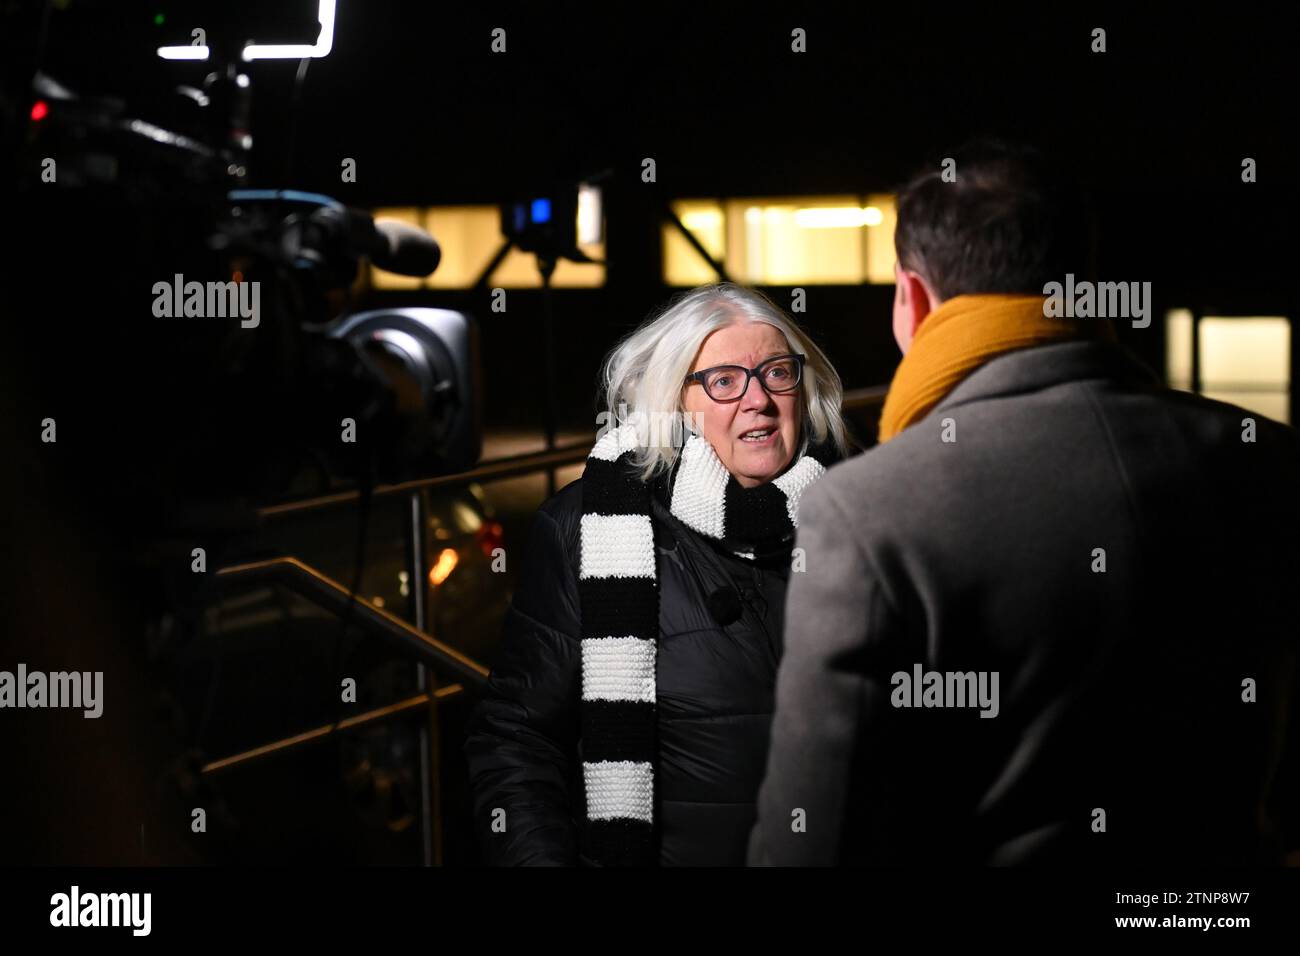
[370,217,441,278]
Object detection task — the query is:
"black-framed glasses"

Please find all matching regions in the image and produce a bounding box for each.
[684,353,806,402]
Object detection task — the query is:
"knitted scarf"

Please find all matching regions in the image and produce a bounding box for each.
[877,293,1116,442]
[577,423,832,866]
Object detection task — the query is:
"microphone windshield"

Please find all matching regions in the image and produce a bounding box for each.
[372,218,441,277]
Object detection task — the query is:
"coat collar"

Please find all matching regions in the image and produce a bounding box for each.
[930,340,1160,417]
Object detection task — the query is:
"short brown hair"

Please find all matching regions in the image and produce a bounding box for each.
[894,140,1091,301]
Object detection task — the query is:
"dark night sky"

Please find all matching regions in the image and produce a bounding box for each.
[4,2,1296,421]
[20,4,1295,197]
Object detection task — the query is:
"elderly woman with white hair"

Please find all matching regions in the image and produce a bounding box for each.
[464,282,851,866]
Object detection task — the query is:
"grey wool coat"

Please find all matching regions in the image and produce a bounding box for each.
[750,340,1300,866]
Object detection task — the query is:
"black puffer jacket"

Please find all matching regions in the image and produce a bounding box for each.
[464,473,793,866]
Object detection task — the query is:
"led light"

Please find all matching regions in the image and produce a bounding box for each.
[243,0,337,60]
[158,1,337,62]
[157,45,210,60]
[577,184,603,245]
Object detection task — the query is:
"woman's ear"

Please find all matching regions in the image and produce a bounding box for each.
[683,398,704,432]
[673,407,696,448]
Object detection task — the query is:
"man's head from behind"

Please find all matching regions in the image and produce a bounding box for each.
[892,140,1090,352]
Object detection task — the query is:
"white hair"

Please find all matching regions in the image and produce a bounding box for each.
[598,282,850,482]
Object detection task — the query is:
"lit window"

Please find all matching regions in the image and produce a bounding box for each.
[664,194,897,286]
[1200,316,1290,424]
[1165,308,1193,391]
[1164,310,1290,424]
[663,201,726,287]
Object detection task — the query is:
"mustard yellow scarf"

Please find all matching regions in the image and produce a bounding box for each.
[877,293,1116,443]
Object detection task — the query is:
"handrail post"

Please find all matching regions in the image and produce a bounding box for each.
[406,487,440,866]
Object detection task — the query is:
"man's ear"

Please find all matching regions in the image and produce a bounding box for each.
[892,261,941,354]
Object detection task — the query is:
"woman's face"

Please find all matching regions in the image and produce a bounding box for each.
[682,322,801,488]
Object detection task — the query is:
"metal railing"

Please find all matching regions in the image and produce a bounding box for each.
[204,440,606,865]
[215,557,489,689]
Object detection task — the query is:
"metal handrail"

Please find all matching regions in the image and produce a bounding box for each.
[215,556,490,691]
[256,386,888,520]
[844,384,890,407]
[258,440,594,519]
[200,686,464,776]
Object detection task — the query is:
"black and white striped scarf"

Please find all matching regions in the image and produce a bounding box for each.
[577,423,832,865]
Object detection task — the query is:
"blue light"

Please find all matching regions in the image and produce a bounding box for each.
[530,198,552,224]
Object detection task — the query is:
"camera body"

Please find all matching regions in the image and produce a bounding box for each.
[15,64,480,526]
